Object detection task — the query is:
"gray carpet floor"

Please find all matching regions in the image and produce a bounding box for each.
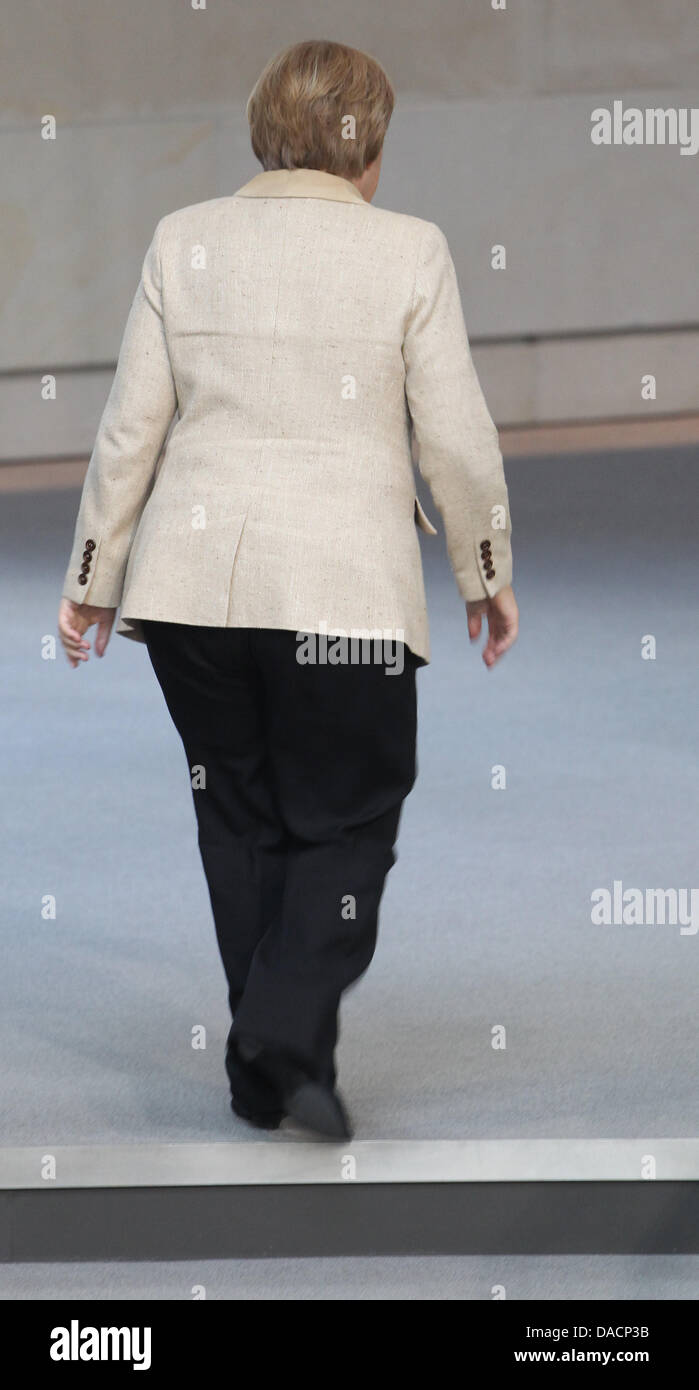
[2,1255,697,1301]
[1,445,698,1145]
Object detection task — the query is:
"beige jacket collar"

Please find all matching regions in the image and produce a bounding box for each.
[234,167,367,205]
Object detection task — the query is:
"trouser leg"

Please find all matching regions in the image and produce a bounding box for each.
[230,630,419,1088]
[141,621,287,1018]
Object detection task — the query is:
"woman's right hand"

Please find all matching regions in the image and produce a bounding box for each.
[466,585,519,669]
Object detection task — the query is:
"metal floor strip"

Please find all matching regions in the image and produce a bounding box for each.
[1,1138,697,1189]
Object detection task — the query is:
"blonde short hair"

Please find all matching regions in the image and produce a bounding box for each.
[247,39,395,179]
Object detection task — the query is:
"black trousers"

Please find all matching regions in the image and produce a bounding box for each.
[142,622,419,1094]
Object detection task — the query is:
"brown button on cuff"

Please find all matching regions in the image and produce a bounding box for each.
[85,539,96,551]
[486,568,495,579]
[77,574,88,585]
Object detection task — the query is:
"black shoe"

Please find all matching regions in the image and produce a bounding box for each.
[226,1030,284,1114]
[237,1037,354,1141]
[230,1096,285,1131]
[284,1077,353,1141]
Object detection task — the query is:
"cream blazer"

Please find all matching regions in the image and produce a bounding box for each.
[62,167,513,663]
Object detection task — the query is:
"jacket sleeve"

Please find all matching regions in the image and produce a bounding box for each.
[61,217,177,607]
[402,220,513,602]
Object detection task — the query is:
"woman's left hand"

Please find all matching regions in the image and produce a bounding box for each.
[58,598,116,668]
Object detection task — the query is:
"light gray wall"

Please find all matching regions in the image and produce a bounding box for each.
[2,0,698,456]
